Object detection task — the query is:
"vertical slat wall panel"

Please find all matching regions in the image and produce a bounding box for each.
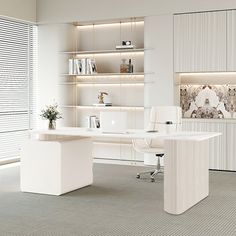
[227,10,236,71]
[174,11,227,72]
[182,120,227,170]
[226,123,236,171]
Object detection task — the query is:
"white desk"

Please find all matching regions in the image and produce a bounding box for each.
[21,127,220,215]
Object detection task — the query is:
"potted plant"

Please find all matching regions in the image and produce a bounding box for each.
[40,103,62,130]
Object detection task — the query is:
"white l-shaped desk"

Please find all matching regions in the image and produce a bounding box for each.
[21,127,220,215]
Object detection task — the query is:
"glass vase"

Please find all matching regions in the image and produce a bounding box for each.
[48,120,56,130]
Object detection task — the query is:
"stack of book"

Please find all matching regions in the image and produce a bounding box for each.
[68,58,97,75]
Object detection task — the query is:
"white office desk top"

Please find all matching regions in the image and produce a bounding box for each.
[31,127,221,141]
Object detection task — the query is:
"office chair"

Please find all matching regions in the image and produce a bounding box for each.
[132,106,182,182]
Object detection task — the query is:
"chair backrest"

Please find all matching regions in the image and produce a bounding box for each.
[146,106,182,133]
[145,106,182,148]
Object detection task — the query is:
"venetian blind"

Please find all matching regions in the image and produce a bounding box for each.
[0,18,37,161]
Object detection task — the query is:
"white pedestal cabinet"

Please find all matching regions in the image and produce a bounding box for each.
[182,119,236,171]
[21,138,93,195]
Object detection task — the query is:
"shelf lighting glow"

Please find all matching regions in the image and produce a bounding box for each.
[75,52,144,57]
[178,72,236,76]
[76,83,144,87]
[178,72,236,86]
[77,21,144,29]
[76,74,144,78]
[76,106,144,111]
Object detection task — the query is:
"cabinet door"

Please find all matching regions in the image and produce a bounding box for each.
[174,11,227,72]
[227,10,236,71]
[182,120,227,170]
[226,122,236,171]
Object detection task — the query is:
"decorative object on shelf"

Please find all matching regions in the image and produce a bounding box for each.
[180,85,236,119]
[93,92,112,106]
[120,59,129,73]
[68,58,97,75]
[128,59,133,73]
[123,40,131,46]
[98,92,108,104]
[116,40,136,50]
[40,103,62,130]
[120,58,134,73]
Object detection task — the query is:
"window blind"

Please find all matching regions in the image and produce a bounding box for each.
[0,18,37,161]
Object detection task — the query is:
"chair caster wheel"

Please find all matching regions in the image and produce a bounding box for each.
[151,178,155,182]
[136,174,140,179]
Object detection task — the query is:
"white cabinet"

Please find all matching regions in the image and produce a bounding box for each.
[226,123,236,170]
[182,119,236,171]
[227,10,236,71]
[174,11,227,72]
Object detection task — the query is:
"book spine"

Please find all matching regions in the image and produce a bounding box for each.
[91,116,97,128]
[91,59,97,74]
[86,58,91,74]
[88,58,93,74]
[68,58,74,75]
[74,59,81,75]
[81,58,86,74]
[73,59,77,74]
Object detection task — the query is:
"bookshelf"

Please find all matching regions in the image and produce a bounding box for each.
[60,18,146,164]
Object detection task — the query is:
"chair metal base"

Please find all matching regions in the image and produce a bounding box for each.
[136,154,164,182]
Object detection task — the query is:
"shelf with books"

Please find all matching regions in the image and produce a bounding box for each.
[61,72,147,76]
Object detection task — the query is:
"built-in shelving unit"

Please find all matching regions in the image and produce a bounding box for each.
[59,18,146,163]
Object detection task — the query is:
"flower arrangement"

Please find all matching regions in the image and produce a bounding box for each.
[40,103,62,129]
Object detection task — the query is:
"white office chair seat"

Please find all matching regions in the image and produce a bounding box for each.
[133,139,164,154]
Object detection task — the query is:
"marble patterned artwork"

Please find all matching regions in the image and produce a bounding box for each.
[180,85,236,119]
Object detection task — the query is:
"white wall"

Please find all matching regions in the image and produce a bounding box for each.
[38,23,76,127]
[0,0,36,22]
[144,14,174,165]
[36,0,236,23]
[144,15,174,107]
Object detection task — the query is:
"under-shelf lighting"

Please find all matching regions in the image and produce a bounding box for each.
[179,72,236,76]
[75,51,144,57]
[77,21,144,29]
[76,83,144,87]
[76,106,144,111]
[76,74,144,78]
[178,72,236,85]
